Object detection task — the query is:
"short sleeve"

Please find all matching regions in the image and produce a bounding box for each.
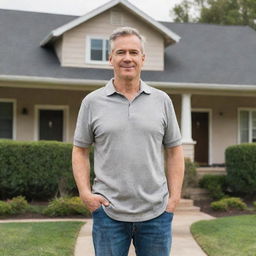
[163,94,182,147]
[73,99,94,148]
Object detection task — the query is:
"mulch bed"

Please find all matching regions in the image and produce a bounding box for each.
[194,199,256,218]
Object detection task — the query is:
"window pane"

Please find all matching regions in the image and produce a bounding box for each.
[91,39,103,61]
[252,111,256,128]
[240,111,249,143]
[253,129,256,142]
[105,40,109,61]
[252,111,256,142]
[0,102,13,139]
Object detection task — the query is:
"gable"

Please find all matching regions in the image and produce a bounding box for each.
[58,6,166,70]
[41,0,180,47]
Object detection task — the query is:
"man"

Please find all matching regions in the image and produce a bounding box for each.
[72,27,184,256]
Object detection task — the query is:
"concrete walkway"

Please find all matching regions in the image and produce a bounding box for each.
[0,211,214,256]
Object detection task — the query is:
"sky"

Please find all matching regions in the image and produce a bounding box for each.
[0,0,182,21]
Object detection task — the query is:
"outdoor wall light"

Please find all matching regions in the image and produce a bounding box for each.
[22,107,28,115]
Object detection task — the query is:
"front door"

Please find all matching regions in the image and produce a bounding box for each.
[39,110,63,141]
[192,112,209,166]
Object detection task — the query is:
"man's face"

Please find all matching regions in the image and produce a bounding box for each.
[109,35,145,81]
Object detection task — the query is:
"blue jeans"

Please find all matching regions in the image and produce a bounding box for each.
[92,206,173,256]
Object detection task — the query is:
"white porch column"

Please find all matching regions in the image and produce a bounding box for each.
[181,94,193,142]
[181,94,196,161]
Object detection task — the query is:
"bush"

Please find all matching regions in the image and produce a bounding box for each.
[225,143,256,197]
[43,197,90,217]
[199,175,227,200]
[181,158,198,198]
[253,202,256,210]
[8,196,29,214]
[0,201,12,215]
[211,197,247,212]
[0,140,78,200]
[210,200,228,211]
[0,196,30,215]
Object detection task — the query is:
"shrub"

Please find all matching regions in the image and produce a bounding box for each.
[211,197,247,212]
[181,158,198,198]
[43,197,90,217]
[0,201,12,215]
[225,143,256,197]
[0,140,78,200]
[199,175,227,200]
[8,196,29,214]
[211,200,228,211]
[253,202,256,210]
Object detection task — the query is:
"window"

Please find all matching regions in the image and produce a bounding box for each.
[0,102,13,139]
[87,38,109,63]
[239,109,256,143]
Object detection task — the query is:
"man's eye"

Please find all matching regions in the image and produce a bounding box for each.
[130,51,139,56]
[116,51,125,55]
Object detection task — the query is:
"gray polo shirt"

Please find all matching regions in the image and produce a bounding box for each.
[73,79,182,222]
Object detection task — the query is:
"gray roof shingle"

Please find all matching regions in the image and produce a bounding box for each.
[1,9,256,85]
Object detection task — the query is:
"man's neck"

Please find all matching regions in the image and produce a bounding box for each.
[113,77,140,95]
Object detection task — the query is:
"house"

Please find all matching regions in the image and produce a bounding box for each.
[1,0,256,166]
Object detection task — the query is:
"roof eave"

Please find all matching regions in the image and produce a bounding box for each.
[1,75,256,92]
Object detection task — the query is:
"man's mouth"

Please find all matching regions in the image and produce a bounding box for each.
[120,65,135,69]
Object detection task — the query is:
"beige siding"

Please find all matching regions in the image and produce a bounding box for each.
[0,86,88,142]
[54,38,63,63]
[61,7,164,70]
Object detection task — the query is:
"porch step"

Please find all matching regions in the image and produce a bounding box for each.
[185,188,210,201]
[197,167,227,178]
[176,199,200,212]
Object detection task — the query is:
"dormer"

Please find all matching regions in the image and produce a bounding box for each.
[41,0,180,71]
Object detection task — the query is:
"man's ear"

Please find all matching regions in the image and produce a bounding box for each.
[142,54,145,65]
[109,54,113,66]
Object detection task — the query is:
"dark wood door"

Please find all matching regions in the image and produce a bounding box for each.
[39,110,63,141]
[192,112,209,166]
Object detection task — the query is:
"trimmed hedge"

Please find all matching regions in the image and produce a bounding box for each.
[0,140,77,200]
[225,143,256,197]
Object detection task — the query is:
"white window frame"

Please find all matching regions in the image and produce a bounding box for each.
[238,108,256,144]
[85,36,109,64]
[192,108,213,165]
[0,98,16,140]
[34,105,69,142]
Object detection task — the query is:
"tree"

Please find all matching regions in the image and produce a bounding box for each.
[172,0,256,29]
[173,0,193,23]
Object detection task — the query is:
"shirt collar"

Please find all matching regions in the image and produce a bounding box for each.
[105,79,151,96]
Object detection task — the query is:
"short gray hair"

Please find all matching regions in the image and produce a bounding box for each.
[109,27,145,53]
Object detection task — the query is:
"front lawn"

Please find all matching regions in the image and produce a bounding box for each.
[0,221,84,256]
[191,215,256,256]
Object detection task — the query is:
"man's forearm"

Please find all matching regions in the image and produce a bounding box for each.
[72,146,92,197]
[166,145,185,202]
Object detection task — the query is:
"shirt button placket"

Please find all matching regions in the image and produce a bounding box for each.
[128,102,131,118]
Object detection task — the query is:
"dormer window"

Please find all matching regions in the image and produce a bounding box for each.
[86,37,109,63]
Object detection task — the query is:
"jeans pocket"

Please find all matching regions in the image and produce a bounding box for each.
[92,205,102,214]
[164,211,174,216]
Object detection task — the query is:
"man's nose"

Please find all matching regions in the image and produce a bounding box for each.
[123,52,132,61]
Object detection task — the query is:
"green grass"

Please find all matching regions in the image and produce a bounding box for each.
[0,221,84,256]
[191,215,256,256]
